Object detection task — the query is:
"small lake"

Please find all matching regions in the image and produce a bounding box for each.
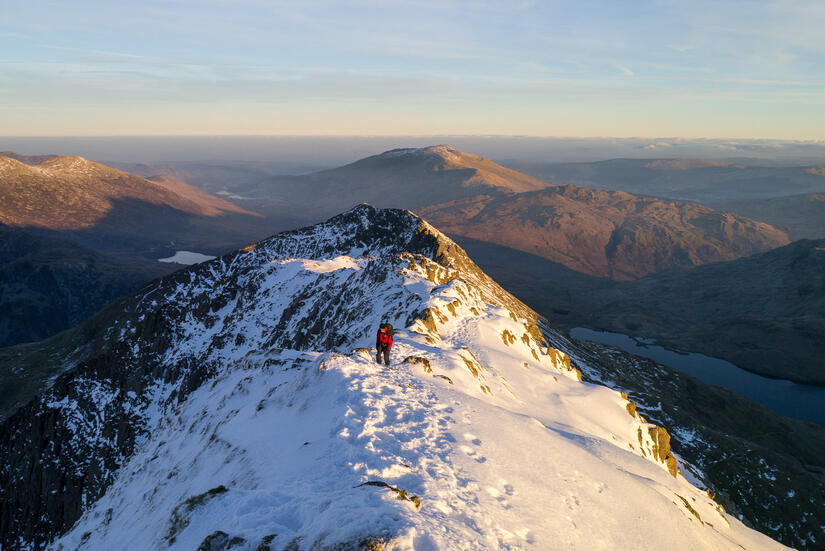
[570,327,825,427]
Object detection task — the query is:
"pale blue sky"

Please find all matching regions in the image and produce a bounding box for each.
[1,0,824,138]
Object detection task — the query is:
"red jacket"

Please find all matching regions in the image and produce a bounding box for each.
[376,329,393,348]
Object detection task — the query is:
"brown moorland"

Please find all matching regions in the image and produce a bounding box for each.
[421,185,790,280]
[0,155,258,231]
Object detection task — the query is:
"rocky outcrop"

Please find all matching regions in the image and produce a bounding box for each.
[356,481,422,511]
[639,425,679,477]
[169,486,231,543]
[0,348,152,548]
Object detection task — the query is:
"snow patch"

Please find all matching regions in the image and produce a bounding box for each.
[275,255,365,273]
[158,251,217,265]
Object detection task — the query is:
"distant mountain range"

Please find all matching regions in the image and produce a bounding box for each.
[506,157,825,203]
[0,153,276,348]
[420,185,788,280]
[718,193,825,240]
[244,145,792,280]
[0,150,59,165]
[507,157,825,240]
[0,155,256,228]
[0,153,271,258]
[1,145,817,381]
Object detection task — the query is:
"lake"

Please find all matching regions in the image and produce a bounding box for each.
[570,327,825,427]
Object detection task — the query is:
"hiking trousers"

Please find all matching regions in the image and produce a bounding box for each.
[376,345,390,366]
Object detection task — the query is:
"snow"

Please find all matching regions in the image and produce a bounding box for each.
[216,190,252,200]
[48,207,787,550]
[275,255,365,273]
[158,251,217,265]
[380,145,458,160]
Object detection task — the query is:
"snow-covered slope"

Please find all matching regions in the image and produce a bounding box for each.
[5,206,785,550]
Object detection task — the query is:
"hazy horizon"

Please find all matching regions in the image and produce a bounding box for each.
[3,135,825,166]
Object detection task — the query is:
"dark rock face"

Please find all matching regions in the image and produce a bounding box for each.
[0,349,152,548]
[0,226,172,347]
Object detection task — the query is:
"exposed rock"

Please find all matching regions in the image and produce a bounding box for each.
[402,356,432,373]
[434,374,454,385]
[356,481,422,511]
[646,425,679,478]
[675,494,704,524]
[197,530,244,551]
[254,534,278,551]
[167,486,230,543]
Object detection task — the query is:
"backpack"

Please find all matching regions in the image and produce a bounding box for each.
[378,323,394,346]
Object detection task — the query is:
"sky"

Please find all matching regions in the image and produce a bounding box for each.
[1,0,824,139]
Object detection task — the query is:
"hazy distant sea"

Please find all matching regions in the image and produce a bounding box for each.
[3,136,824,167]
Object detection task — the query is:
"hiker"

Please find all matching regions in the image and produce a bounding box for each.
[376,323,393,366]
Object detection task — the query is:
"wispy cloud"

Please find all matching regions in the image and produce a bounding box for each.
[0,0,823,137]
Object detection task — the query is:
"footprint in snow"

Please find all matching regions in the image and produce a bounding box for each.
[463,433,482,446]
[460,445,488,463]
[485,486,513,510]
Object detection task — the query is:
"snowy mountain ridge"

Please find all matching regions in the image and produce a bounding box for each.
[1,205,785,550]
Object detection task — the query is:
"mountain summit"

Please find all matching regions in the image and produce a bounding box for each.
[262,145,552,218]
[0,205,786,550]
[363,145,549,194]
